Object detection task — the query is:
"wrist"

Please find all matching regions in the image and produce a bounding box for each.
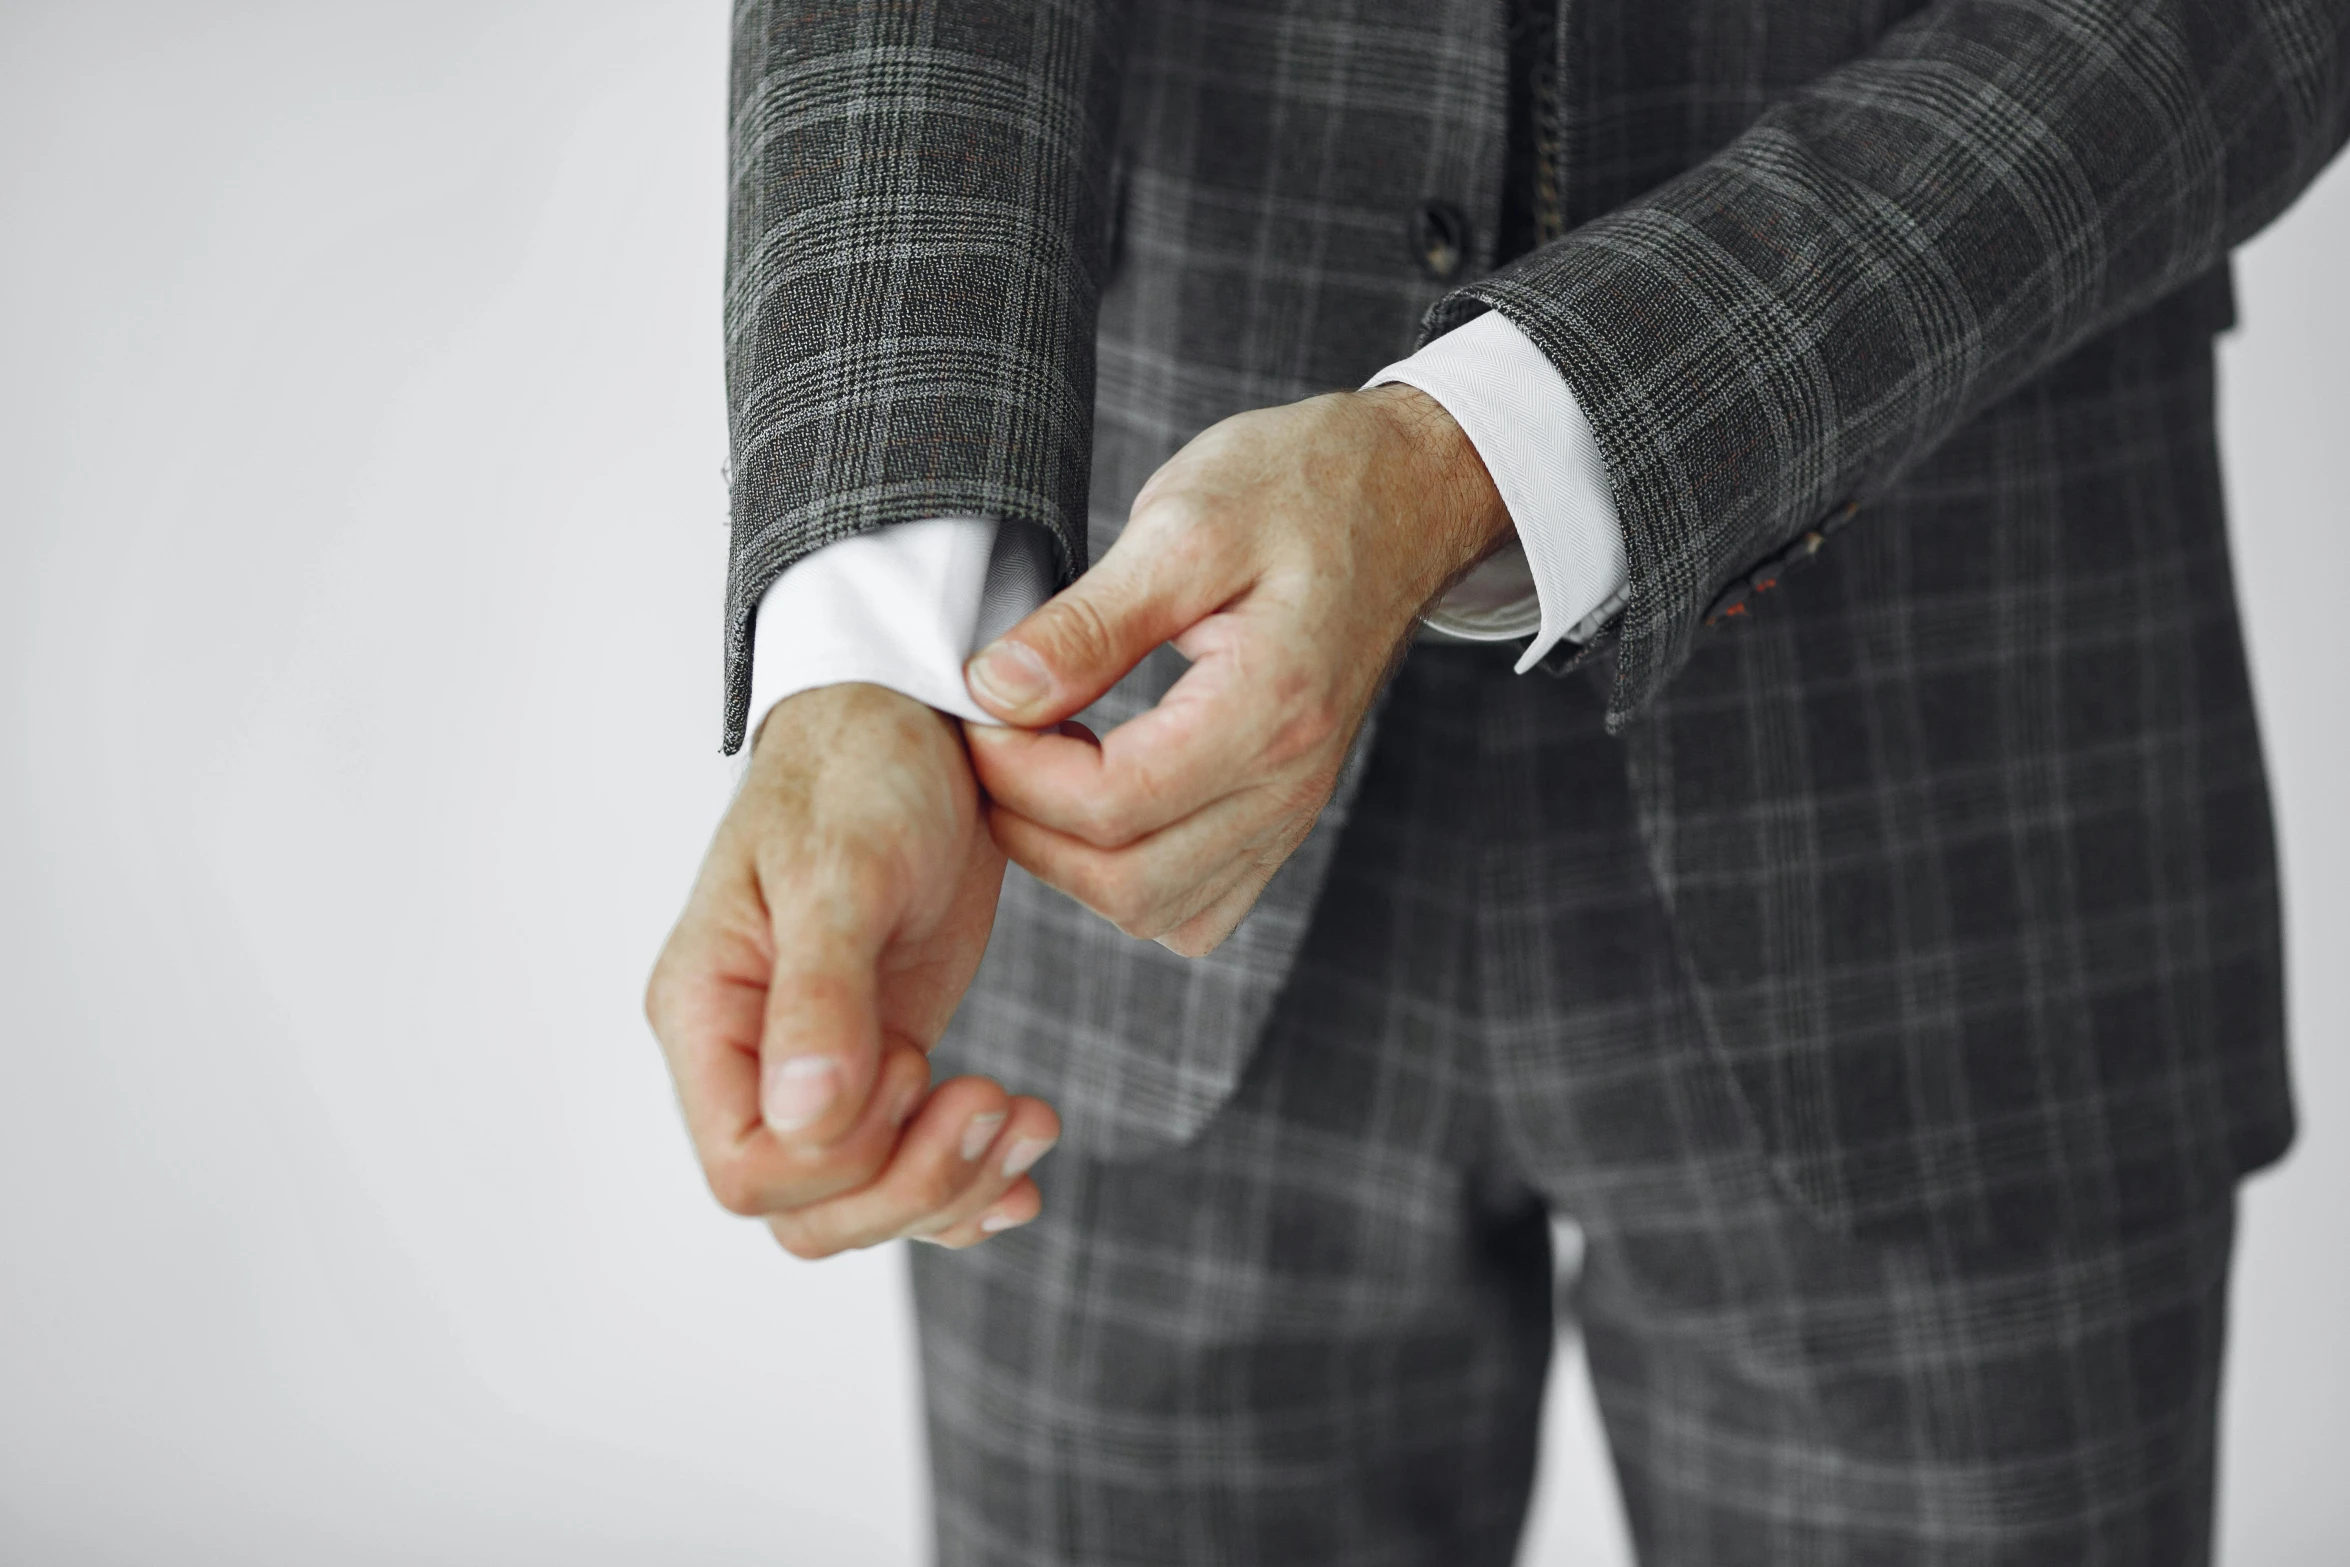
[1356,382,1514,599]
[750,680,961,769]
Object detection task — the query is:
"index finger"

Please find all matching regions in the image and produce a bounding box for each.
[964,620,1278,848]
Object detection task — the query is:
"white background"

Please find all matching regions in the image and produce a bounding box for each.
[1,4,2343,1562]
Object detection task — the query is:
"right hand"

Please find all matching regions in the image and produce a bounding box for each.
[644,682,1060,1257]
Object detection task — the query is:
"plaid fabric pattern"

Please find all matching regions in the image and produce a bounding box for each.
[916,648,2238,1566]
[722,0,2335,1237]
[1615,343,2293,1242]
[721,0,1127,751]
[1442,0,2350,730]
[1081,0,1509,517]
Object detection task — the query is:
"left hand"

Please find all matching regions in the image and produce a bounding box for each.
[644,683,1056,1258]
[960,383,1512,955]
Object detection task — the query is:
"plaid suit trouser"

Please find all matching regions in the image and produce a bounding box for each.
[914,644,2236,1567]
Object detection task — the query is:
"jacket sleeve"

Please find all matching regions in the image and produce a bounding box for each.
[720,0,1128,752]
[1426,0,2350,729]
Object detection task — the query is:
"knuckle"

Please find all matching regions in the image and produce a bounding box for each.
[1087,871,1154,935]
[1114,912,1161,941]
[1133,485,1201,534]
[1147,497,1214,558]
[1048,591,1121,669]
[641,958,683,1035]
[1113,894,1175,941]
[819,1142,886,1199]
[913,1161,969,1215]
[1162,893,1250,958]
[1075,793,1136,849]
[1158,928,1216,958]
[1156,508,1249,598]
[1060,858,1119,919]
[704,1160,767,1219]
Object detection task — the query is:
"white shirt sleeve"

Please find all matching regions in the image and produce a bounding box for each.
[1365,308,1630,671]
[744,515,1055,732]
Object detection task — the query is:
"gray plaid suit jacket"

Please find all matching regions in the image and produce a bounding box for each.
[721,0,2346,1242]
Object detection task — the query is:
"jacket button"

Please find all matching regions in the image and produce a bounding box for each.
[1407,200,1471,282]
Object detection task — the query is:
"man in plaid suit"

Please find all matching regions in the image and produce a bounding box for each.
[647,0,2349,1559]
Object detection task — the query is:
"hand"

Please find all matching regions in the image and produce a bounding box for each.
[645,683,1060,1257]
[960,383,1511,955]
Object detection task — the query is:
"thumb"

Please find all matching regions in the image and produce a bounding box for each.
[963,518,1236,726]
[757,894,886,1149]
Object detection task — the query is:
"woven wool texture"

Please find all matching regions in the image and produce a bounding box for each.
[916,649,2241,1564]
[722,0,2348,1242]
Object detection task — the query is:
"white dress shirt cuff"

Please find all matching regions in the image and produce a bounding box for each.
[1365,308,1630,670]
[744,516,1055,738]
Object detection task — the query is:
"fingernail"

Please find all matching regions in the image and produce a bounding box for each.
[966,641,1051,711]
[1001,1136,1057,1180]
[762,1056,838,1131]
[959,1111,1007,1162]
[980,1210,1030,1234]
